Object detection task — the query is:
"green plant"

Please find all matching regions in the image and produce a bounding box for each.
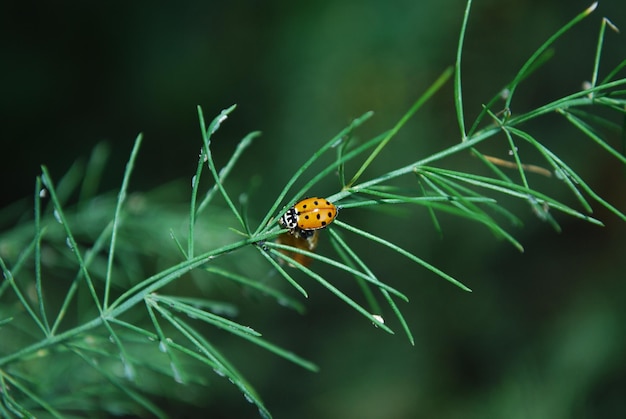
[1,1,624,417]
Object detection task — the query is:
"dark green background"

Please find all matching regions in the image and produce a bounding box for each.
[2,1,625,417]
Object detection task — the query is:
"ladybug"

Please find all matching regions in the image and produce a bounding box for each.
[279,197,338,235]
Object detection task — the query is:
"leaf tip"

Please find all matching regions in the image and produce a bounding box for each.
[604,18,620,33]
[586,2,598,14]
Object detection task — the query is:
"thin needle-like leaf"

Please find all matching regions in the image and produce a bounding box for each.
[328,229,415,345]
[266,241,408,302]
[335,220,472,292]
[197,105,248,230]
[420,166,605,224]
[257,248,309,298]
[187,147,206,259]
[255,111,374,236]
[102,319,136,381]
[455,0,473,140]
[559,109,626,164]
[0,256,48,335]
[104,133,143,308]
[0,372,64,418]
[507,126,593,213]
[205,265,306,312]
[268,248,395,334]
[190,128,259,258]
[504,2,598,109]
[347,66,453,187]
[71,348,167,419]
[41,166,103,313]
[152,306,272,418]
[33,177,50,335]
[329,231,383,314]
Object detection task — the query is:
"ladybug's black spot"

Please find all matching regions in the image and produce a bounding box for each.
[304,215,310,220]
[313,200,319,205]
[316,214,321,220]
[321,221,327,226]
[327,211,333,217]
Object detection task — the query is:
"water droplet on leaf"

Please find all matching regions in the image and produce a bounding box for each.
[123,361,135,380]
[171,362,184,383]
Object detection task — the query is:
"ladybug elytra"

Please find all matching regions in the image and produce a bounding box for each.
[279,197,338,234]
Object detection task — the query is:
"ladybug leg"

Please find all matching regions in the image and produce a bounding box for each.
[296,228,316,239]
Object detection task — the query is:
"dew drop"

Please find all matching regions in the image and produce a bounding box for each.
[258,408,271,419]
[242,326,256,335]
[171,362,184,384]
[213,368,226,377]
[372,314,385,328]
[39,188,48,198]
[244,393,254,404]
[331,137,343,148]
[211,114,228,134]
[65,237,74,252]
[508,147,518,156]
[53,209,63,224]
[123,361,135,380]
[554,168,566,180]
[191,175,197,188]
[159,340,167,353]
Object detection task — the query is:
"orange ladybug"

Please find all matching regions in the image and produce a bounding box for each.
[279,197,338,236]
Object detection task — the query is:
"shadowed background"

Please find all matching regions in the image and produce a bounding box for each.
[1,0,625,417]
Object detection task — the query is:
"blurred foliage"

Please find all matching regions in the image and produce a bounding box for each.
[1,0,626,418]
